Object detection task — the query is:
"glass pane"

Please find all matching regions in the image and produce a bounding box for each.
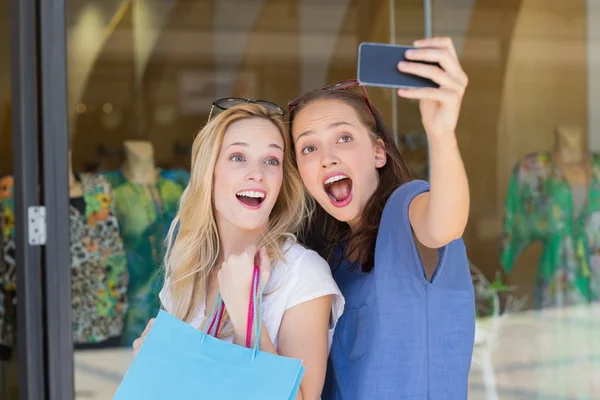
[431,0,600,398]
[67,1,422,398]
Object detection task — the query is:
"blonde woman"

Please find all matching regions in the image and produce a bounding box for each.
[132,100,344,399]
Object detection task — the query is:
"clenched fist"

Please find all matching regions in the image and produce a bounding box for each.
[218,245,271,341]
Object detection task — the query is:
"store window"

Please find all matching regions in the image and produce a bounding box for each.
[2,0,597,398]
[434,1,600,398]
[63,1,431,398]
[434,0,595,310]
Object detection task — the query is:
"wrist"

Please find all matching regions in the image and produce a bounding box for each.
[427,132,458,149]
[230,316,246,341]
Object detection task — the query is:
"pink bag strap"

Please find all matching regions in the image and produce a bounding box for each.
[203,265,262,355]
[246,266,260,348]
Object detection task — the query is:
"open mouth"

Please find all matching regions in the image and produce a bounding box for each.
[323,174,353,207]
[236,190,266,209]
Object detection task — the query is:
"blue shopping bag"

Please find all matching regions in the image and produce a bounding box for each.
[114,266,305,399]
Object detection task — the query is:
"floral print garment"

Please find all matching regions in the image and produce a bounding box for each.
[102,168,190,345]
[0,174,129,346]
[70,173,129,343]
[501,152,600,309]
[0,176,16,349]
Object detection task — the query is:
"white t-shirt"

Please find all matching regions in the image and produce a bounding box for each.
[159,241,345,351]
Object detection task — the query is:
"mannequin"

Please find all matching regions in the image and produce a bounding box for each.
[101,141,191,345]
[552,125,590,186]
[121,140,157,185]
[68,150,83,198]
[501,126,600,309]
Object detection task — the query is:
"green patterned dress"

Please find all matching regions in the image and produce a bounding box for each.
[500,152,600,308]
[102,168,189,345]
[0,173,129,348]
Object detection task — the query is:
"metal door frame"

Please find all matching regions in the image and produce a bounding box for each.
[10,0,73,398]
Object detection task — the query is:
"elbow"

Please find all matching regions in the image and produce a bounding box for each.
[418,225,465,249]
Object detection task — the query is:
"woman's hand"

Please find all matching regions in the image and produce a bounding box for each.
[132,318,155,360]
[218,245,271,344]
[396,36,468,141]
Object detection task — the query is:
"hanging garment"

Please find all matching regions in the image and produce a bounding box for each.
[0,176,16,357]
[0,173,129,347]
[102,168,190,345]
[501,152,600,308]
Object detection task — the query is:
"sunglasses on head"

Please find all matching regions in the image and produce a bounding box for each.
[207,97,286,122]
[286,79,376,117]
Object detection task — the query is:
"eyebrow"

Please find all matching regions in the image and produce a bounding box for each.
[294,121,355,143]
[226,142,283,151]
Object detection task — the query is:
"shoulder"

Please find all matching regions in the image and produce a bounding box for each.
[158,275,173,313]
[100,170,125,188]
[277,241,333,282]
[80,173,114,194]
[272,241,344,321]
[512,152,552,180]
[382,179,430,222]
[160,169,191,187]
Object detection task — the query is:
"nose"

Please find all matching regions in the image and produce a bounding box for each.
[320,148,340,169]
[245,162,264,182]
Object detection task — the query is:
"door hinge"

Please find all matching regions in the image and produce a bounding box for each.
[28,206,47,246]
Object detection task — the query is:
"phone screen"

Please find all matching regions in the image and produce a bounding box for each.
[357,42,440,89]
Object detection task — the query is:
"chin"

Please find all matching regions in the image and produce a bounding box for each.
[319,198,360,223]
[234,214,270,231]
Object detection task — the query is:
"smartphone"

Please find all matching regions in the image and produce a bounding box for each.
[357,42,440,89]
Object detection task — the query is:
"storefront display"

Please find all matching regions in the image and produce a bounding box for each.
[0,171,129,349]
[101,140,190,345]
[501,126,600,308]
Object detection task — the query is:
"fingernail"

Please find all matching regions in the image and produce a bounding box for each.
[398,61,407,69]
[405,50,415,57]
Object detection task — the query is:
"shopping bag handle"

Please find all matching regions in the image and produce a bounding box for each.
[201,265,264,360]
[167,219,225,338]
[169,221,262,356]
[205,293,225,338]
[247,265,263,359]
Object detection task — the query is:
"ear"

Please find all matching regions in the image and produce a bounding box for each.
[374,138,387,168]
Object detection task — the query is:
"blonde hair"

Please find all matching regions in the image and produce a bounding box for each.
[163,103,309,337]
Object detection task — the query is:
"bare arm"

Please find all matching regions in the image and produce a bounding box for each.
[234,295,332,400]
[409,135,469,249]
[397,37,470,250]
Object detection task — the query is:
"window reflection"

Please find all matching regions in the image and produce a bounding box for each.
[0,0,598,398]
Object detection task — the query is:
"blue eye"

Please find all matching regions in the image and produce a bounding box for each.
[338,135,352,143]
[230,154,245,162]
[265,158,280,166]
[302,145,316,155]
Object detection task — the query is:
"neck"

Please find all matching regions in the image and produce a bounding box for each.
[554,126,587,166]
[122,158,156,184]
[555,145,587,166]
[216,214,266,262]
[122,140,156,184]
[347,219,359,234]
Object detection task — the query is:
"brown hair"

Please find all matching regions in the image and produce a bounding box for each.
[289,89,412,272]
